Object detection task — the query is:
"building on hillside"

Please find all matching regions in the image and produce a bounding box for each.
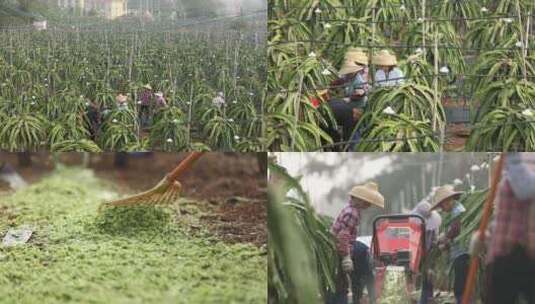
[56,0,127,19]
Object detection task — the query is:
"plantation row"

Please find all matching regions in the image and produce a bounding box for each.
[268,0,535,152]
[0,23,266,152]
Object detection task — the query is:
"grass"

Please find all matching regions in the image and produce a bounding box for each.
[0,167,266,304]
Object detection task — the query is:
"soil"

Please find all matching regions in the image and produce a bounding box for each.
[444,123,471,151]
[0,152,267,247]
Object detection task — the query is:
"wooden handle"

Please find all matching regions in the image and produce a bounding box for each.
[462,154,504,304]
[166,152,205,182]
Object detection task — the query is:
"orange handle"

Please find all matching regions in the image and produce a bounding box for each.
[166,152,205,182]
[462,154,504,304]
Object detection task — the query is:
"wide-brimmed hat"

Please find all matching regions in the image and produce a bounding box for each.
[430,185,464,210]
[348,182,384,208]
[116,94,127,103]
[345,48,369,66]
[143,84,153,90]
[339,60,364,75]
[372,50,398,66]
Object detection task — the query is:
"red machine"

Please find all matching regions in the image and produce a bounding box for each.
[371,214,426,302]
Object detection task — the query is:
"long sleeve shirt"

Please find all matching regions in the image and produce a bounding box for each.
[330,68,369,106]
[374,67,405,87]
[330,202,360,256]
[486,154,535,263]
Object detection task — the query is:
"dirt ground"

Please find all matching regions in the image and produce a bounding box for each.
[0,152,267,247]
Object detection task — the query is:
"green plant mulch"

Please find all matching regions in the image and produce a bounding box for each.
[0,167,266,303]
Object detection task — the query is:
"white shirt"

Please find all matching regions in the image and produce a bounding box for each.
[374,67,405,87]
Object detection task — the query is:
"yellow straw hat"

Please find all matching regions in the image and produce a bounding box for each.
[143,84,153,90]
[338,60,364,75]
[344,48,369,66]
[372,50,398,66]
[348,182,384,208]
[430,185,464,210]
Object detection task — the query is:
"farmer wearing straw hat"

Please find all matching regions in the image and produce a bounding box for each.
[431,185,470,304]
[372,50,405,87]
[468,154,535,304]
[327,182,384,304]
[116,94,128,111]
[325,48,370,145]
[412,201,442,304]
[154,91,167,108]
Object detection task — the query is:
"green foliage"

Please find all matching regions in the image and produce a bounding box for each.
[268,162,336,303]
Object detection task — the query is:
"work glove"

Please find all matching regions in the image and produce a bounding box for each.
[469,231,488,255]
[342,255,353,273]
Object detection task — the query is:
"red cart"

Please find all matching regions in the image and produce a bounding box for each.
[371,214,426,302]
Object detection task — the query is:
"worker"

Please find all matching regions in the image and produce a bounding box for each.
[412,201,442,304]
[139,84,153,127]
[430,185,468,304]
[469,153,535,304]
[372,50,405,87]
[351,239,376,304]
[327,182,384,304]
[116,94,128,111]
[212,91,226,109]
[86,101,101,140]
[325,48,369,145]
[154,92,167,108]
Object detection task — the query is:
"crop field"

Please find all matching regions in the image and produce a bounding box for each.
[0,155,267,303]
[268,0,535,152]
[0,17,266,152]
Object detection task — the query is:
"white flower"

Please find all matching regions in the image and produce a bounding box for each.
[503,18,513,23]
[173,119,179,124]
[470,165,481,172]
[112,119,118,123]
[32,96,36,99]
[324,23,332,29]
[234,135,240,140]
[314,8,322,14]
[417,17,424,23]
[228,118,235,122]
[515,41,523,48]
[85,102,89,106]
[383,106,396,115]
[30,101,35,105]
[400,5,406,11]
[321,69,332,75]
[453,178,463,185]
[232,100,238,104]
[522,109,534,116]
[439,66,450,74]
[166,138,173,143]
[415,48,423,54]
[44,84,48,87]
[481,7,488,13]
[236,76,240,79]
[470,185,476,192]
[186,101,191,105]
[137,100,142,104]
[308,52,316,58]
[249,92,254,96]
[80,95,84,98]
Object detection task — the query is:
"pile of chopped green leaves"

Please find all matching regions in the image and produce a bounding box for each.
[378,267,410,304]
[0,167,266,303]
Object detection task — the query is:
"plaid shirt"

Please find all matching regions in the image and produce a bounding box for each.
[487,154,535,263]
[331,202,360,256]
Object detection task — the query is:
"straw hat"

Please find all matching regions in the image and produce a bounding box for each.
[116,94,127,103]
[344,48,369,66]
[430,185,464,210]
[155,92,164,97]
[143,84,153,90]
[372,50,398,66]
[338,60,364,75]
[348,182,384,208]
